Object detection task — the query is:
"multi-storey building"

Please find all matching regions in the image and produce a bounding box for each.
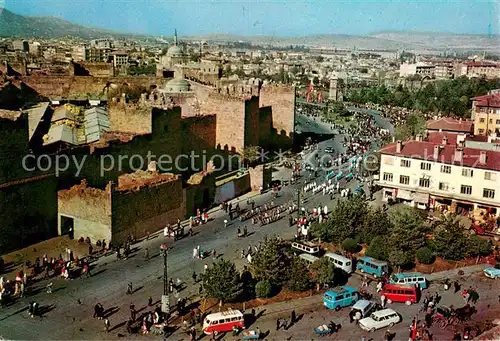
[456,61,500,80]
[399,62,435,78]
[471,90,500,136]
[377,136,500,217]
[434,62,454,79]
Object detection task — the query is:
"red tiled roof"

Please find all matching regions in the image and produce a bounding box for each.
[426,131,459,145]
[379,140,500,172]
[466,61,499,67]
[426,117,473,133]
[472,93,500,108]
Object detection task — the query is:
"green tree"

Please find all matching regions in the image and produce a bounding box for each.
[389,249,414,271]
[255,279,273,298]
[388,206,429,255]
[433,215,468,260]
[310,258,336,289]
[360,208,392,244]
[241,146,261,167]
[202,259,243,303]
[342,238,359,253]
[251,236,288,285]
[394,112,426,140]
[416,247,435,264]
[465,235,492,258]
[286,256,312,292]
[311,196,370,242]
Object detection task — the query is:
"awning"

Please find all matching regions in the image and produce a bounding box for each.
[413,192,429,204]
[396,189,413,200]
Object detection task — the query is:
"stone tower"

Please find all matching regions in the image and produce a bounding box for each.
[329,73,343,102]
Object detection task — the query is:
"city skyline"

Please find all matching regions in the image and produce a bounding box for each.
[3,0,499,37]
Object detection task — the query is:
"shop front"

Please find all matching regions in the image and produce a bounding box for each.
[413,192,429,210]
[396,189,413,206]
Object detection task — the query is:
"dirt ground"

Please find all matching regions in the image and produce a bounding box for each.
[1,235,90,277]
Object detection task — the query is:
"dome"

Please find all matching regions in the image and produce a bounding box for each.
[167,45,183,57]
[165,78,191,92]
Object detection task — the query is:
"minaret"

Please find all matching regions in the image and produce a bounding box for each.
[174,29,178,46]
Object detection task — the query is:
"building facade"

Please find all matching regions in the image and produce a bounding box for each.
[471,91,500,136]
[377,138,500,217]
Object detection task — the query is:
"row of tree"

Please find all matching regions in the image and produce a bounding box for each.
[347,77,500,118]
[201,236,338,304]
[311,196,492,269]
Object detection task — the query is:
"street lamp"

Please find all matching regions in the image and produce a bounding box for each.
[160,243,169,314]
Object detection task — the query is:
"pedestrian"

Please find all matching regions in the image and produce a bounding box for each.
[243,225,248,237]
[376,280,383,293]
[291,310,296,325]
[224,219,228,228]
[212,249,217,259]
[130,303,136,321]
[46,282,53,294]
[280,318,288,330]
[381,294,386,308]
[127,282,133,295]
[192,271,197,283]
[144,247,149,261]
[276,318,281,331]
[104,318,110,332]
[240,249,245,259]
[148,296,153,306]
[354,310,362,324]
[362,276,368,287]
[127,318,133,334]
[204,263,208,273]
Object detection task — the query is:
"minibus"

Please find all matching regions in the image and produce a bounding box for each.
[323,286,359,310]
[292,241,320,254]
[381,283,419,305]
[356,256,389,278]
[299,253,319,265]
[324,252,353,274]
[390,272,428,289]
[203,310,244,335]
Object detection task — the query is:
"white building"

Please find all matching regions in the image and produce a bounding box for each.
[377,137,500,216]
[399,62,435,78]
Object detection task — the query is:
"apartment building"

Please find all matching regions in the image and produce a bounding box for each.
[471,91,500,136]
[456,62,500,80]
[399,62,435,78]
[377,137,500,217]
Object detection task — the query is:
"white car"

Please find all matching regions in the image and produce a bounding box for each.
[359,308,401,332]
[351,300,377,318]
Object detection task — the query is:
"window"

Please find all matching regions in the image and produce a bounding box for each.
[478,128,485,134]
[383,172,393,182]
[462,168,473,177]
[400,159,411,168]
[460,185,472,195]
[419,178,430,188]
[439,182,449,191]
[490,119,494,124]
[440,165,451,174]
[496,119,500,125]
[483,188,495,199]
[420,162,431,171]
[480,118,485,123]
[484,171,496,181]
[400,175,410,185]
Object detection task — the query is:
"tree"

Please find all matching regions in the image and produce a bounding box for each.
[315,56,324,63]
[466,235,492,257]
[416,247,435,264]
[251,236,288,285]
[202,259,243,303]
[286,256,312,292]
[360,208,392,244]
[388,206,428,256]
[389,250,414,271]
[312,196,370,242]
[310,258,336,289]
[255,280,273,298]
[240,146,261,167]
[433,215,469,261]
[342,238,359,253]
[366,236,389,261]
[394,112,426,140]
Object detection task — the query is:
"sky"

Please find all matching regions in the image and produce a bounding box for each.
[3,0,499,37]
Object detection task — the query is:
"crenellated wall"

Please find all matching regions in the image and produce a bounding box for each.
[260,84,296,138]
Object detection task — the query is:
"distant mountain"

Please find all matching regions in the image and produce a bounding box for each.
[0,9,139,39]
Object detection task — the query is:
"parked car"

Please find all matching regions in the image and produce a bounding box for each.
[483,266,500,279]
[325,146,335,153]
[359,308,401,332]
[351,300,377,318]
[322,286,359,310]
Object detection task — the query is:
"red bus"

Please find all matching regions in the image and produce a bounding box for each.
[381,283,419,305]
[203,310,245,335]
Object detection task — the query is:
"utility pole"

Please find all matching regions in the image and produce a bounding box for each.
[160,243,169,314]
[297,189,301,222]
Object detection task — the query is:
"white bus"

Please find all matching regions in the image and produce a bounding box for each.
[292,241,320,254]
[324,252,353,274]
[299,253,319,265]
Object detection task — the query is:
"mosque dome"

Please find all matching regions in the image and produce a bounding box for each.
[165,78,191,92]
[167,45,183,57]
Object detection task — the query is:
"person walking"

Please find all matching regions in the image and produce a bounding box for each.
[130,303,136,321]
[381,294,386,308]
[127,282,133,295]
[144,248,149,261]
[276,318,281,331]
[104,318,110,332]
[148,296,153,306]
[291,310,296,325]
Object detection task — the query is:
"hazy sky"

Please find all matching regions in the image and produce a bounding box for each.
[4,0,499,36]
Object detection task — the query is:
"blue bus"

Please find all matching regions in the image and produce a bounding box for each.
[356,256,389,278]
[390,272,428,289]
[322,286,359,310]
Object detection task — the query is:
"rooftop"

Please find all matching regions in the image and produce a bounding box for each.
[379,140,500,172]
[52,106,76,122]
[426,117,473,133]
[25,102,50,139]
[117,170,179,191]
[472,93,500,108]
[0,109,22,121]
[44,124,77,146]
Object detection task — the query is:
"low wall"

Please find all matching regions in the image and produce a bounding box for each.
[213,172,250,204]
